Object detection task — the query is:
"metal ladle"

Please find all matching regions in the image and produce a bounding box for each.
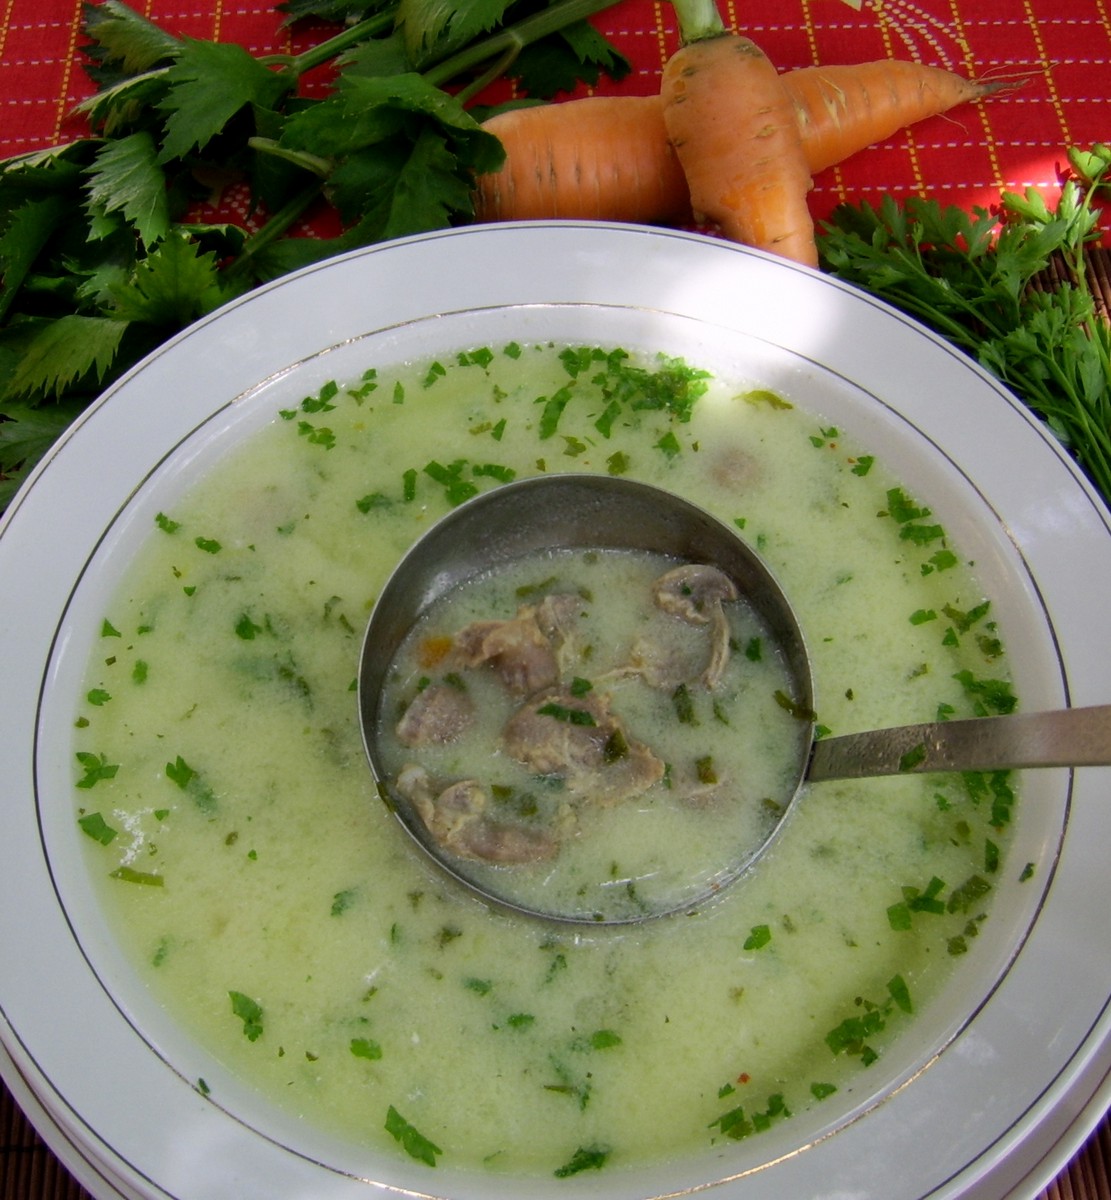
[358,474,1111,925]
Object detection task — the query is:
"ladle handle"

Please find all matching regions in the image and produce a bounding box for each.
[806,703,1111,781]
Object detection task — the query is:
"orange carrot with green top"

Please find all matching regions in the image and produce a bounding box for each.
[475,55,1009,238]
[660,4,818,265]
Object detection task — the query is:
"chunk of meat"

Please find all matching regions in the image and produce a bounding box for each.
[534,592,585,673]
[653,563,739,622]
[652,563,739,690]
[395,682,474,747]
[447,595,581,695]
[623,635,704,691]
[395,764,559,864]
[502,687,665,805]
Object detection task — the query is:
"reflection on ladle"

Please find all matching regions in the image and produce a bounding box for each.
[358,474,1111,926]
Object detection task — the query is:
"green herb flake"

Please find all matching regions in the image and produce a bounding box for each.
[194,535,222,554]
[924,549,959,574]
[953,670,1017,715]
[886,902,912,931]
[78,811,119,845]
[234,612,263,640]
[330,888,357,916]
[356,491,391,513]
[537,386,572,439]
[101,619,121,638]
[744,924,772,951]
[75,751,119,789]
[165,755,196,790]
[458,346,494,369]
[228,990,264,1041]
[86,687,112,706]
[887,973,913,1014]
[296,421,336,449]
[301,380,337,413]
[898,742,928,772]
[671,683,697,725]
[472,462,515,483]
[743,388,792,409]
[109,866,164,886]
[710,1105,753,1140]
[155,512,180,533]
[350,1037,383,1060]
[384,1106,442,1167]
[774,690,816,722]
[554,1145,609,1178]
[536,702,596,727]
[947,874,992,914]
[588,1029,622,1049]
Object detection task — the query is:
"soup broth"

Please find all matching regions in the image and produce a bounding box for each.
[375,545,806,921]
[73,342,1019,1179]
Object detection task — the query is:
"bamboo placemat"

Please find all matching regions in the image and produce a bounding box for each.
[2,1074,1110,1199]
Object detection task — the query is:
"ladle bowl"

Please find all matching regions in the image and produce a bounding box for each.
[358,473,1111,925]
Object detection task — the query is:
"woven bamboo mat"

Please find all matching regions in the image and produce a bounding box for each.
[2,1074,1110,1200]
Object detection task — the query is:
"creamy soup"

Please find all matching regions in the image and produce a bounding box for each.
[73,342,1019,1179]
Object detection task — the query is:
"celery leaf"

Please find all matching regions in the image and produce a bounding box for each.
[85,131,171,250]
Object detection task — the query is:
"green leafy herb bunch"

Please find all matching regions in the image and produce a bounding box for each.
[819,144,1111,506]
[0,0,629,509]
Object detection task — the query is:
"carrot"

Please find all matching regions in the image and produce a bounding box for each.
[659,30,818,266]
[474,64,1008,229]
[787,60,1006,175]
[474,96,691,224]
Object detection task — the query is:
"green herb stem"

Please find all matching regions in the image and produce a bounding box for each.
[260,12,395,76]
[424,0,625,91]
[214,181,324,285]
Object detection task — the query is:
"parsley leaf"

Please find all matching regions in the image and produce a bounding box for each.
[384,1105,442,1166]
[228,990,264,1041]
[820,154,1111,504]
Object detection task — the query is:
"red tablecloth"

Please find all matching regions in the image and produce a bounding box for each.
[2,0,1110,228]
[2,2,1110,1199]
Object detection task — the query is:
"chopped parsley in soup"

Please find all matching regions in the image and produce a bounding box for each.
[74,343,1019,1179]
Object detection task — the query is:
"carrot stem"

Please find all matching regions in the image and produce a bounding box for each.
[669,0,727,43]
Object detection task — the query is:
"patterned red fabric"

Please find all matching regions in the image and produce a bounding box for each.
[1,0,1109,231]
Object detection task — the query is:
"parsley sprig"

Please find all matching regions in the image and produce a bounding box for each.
[0,0,628,509]
[819,144,1111,504]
